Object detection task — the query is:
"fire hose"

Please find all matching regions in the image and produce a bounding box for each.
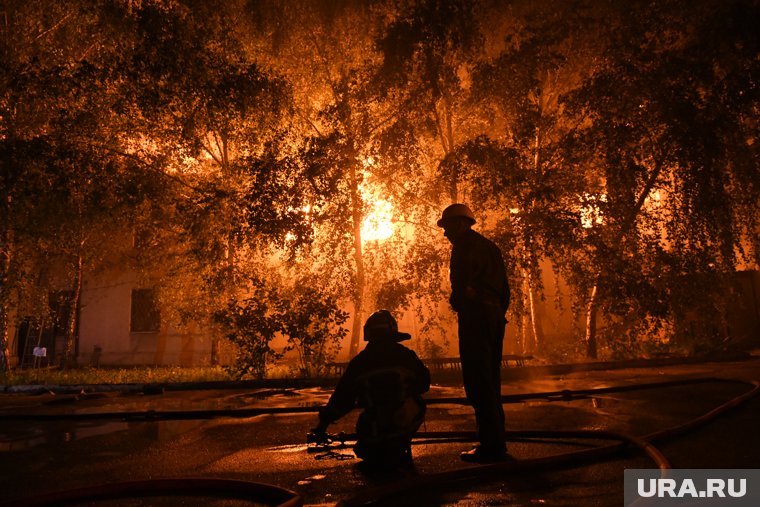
[1,377,757,506]
[6,478,302,507]
[339,378,760,506]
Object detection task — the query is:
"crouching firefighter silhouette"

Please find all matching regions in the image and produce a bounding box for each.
[309,310,431,470]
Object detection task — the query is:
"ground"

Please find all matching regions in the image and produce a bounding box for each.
[0,356,759,506]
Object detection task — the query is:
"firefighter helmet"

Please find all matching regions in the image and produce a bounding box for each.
[436,203,476,227]
[363,310,411,342]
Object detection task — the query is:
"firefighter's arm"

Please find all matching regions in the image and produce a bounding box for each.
[314,361,359,429]
[310,394,350,444]
[308,407,332,444]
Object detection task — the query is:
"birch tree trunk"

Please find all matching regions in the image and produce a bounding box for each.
[0,190,13,371]
[0,297,9,372]
[527,278,544,353]
[584,282,599,359]
[347,162,366,357]
[63,251,84,369]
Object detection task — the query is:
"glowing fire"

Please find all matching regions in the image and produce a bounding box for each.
[358,158,395,242]
[361,197,394,242]
[580,193,606,229]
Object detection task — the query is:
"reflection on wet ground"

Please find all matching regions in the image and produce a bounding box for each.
[0,418,212,452]
[1,360,758,507]
[0,386,331,453]
[0,420,125,451]
[233,388,301,400]
[0,380,726,453]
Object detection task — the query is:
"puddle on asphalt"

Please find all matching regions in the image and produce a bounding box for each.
[520,394,622,410]
[265,442,311,453]
[0,419,203,452]
[229,388,302,403]
[297,474,327,486]
[0,421,124,451]
[0,430,47,451]
[72,395,240,413]
[0,388,318,453]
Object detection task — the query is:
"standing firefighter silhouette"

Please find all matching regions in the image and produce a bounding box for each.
[437,203,511,463]
[309,310,430,470]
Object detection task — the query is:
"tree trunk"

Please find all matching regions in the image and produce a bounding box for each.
[525,121,545,354]
[0,190,13,371]
[210,133,234,367]
[0,301,9,372]
[583,160,663,359]
[584,281,599,359]
[526,277,544,353]
[347,163,366,357]
[63,252,84,369]
[520,313,530,356]
[432,95,457,201]
[210,336,219,366]
[443,93,457,202]
[0,269,8,372]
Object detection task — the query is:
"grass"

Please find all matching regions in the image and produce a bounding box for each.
[0,365,236,387]
[0,356,339,387]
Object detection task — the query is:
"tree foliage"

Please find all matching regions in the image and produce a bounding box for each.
[560,0,760,357]
[1,0,758,371]
[215,272,348,379]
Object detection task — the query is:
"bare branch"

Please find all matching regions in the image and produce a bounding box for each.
[35,13,73,41]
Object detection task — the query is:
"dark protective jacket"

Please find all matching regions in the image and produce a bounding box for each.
[319,339,430,429]
[449,228,510,314]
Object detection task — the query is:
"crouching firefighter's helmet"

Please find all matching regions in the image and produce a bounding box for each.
[363,310,411,342]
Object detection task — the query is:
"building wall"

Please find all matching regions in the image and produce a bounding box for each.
[78,270,215,367]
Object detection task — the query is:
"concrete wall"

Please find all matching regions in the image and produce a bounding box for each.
[78,270,215,367]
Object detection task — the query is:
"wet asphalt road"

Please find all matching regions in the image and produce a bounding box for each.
[1,357,759,506]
